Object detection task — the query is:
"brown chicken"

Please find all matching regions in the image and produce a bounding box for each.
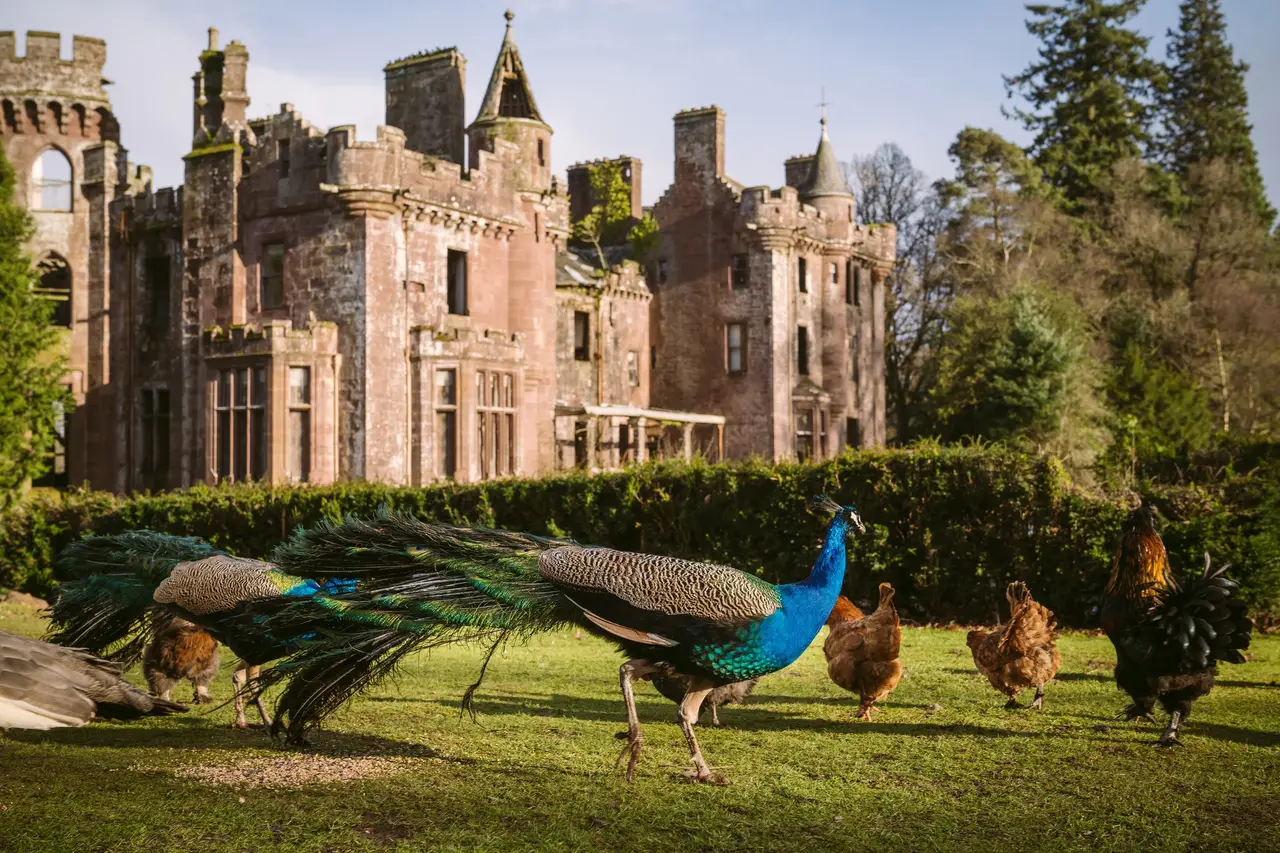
[823,585,902,719]
[143,617,220,705]
[966,582,1061,709]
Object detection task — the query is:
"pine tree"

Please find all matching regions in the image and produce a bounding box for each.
[0,145,70,506]
[1004,0,1166,217]
[1161,0,1274,228]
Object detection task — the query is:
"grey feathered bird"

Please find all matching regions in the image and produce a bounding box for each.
[0,630,186,730]
[648,672,759,725]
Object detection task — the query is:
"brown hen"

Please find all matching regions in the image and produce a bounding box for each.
[823,584,902,720]
[966,582,1061,709]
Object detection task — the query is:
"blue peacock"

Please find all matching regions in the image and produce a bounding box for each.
[49,495,864,782]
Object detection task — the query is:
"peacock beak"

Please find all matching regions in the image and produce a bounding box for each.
[848,510,865,534]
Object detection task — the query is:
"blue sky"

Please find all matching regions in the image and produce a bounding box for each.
[9,0,1277,206]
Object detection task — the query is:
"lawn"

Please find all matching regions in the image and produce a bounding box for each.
[1,599,1278,853]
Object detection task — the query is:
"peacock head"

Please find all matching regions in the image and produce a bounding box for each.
[809,494,865,534]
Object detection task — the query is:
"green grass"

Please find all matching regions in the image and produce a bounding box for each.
[2,602,1278,853]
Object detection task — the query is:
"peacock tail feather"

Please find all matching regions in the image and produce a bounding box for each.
[47,531,225,664]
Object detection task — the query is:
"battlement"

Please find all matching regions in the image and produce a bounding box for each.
[384,46,461,72]
[673,105,723,121]
[0,31,109,104]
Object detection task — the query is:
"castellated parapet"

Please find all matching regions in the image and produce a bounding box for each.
[0,32,109,104]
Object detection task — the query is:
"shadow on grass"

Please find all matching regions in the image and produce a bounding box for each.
[4,721,446,758]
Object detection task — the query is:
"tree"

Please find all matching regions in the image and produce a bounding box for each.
[929,288,1082,445]
[0,145,71,506]
[1160,0,1274,228]
[936,127,1047,289]
[1005,0,1166,217]
[846,144,953,441]
[571,160,658,270]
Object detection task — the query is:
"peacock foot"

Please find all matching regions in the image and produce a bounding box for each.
[855,703,876,721]
[1004,697,1020,710]
[680,766,729,786]
[614,725,643,782]
[1153,732,1184,748]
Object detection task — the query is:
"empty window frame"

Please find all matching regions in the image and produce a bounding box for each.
[214,365,268,483]
[574,311,591,361]
[447,250,468,316]
[726,323,746,374]
[287,366,311,483]
[261,243,285,310]
[435,368,458,478]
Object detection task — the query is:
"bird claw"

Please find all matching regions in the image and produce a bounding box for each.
[1031,697,1044,710]
[1005,698,1020,710]
[1153,735,1184,748]
[681,767,728,786]
[1120,705,1156,723]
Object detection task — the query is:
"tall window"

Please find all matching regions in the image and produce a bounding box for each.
[797,257,807,293]
[847,417,861,447]
[796,410,814,461]
[574,311,591,361]
[730,254,748,289]
[36,254,71,328]
[537,138,545,167]
[853,265,863,307]
[214,365,267,483]
[287,367,311,483]
[32,148,72,211]
[277,139,290,178]
[261,243,285,309]
[447,250,468,315]
[477,369,517,479]
[797,326,809,376]
[435,368,457,478]
[845,260,853,305]
[726,323,745,374]
[140,388,170,490]
[830,262,838,286]
[33,394,70,489]
[146,256,170,330]
[656,259,668,285]
[627,350,640,387]
[851,329,860,387]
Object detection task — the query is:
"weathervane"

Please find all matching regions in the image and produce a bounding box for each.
[817,87,830,127]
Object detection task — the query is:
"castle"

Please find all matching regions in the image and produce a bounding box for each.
[0,14,893,493]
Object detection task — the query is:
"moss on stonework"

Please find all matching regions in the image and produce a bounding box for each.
[183,143,240,160]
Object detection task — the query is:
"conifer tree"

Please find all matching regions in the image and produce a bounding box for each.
[0,145,70,506]
[1161,0,1274,228]
[1004,0,1165,217]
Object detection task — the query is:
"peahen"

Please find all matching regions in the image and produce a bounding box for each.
[46,530,359,729]
[239,495,865,783]
[0,630,186,730]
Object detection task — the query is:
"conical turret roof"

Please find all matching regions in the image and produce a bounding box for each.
[802,117,852,200]
[471,10,546,127]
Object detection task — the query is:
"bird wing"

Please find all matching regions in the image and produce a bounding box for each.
[538,547,779,647]
[0,631,97,727]
[153,554,287,615]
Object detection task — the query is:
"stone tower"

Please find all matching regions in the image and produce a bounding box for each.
[384,47,466,163]
[0,30,133,490]
[469,11,561,473]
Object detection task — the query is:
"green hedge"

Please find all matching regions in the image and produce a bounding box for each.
[2,446,1277,626]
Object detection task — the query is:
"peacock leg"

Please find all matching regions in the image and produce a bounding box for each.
[677,687,724,784]
[1031,686,1046,710]
[248,665,273,727]
[710,703,720,727]
[616,660,657,782]
[231,665,250,729]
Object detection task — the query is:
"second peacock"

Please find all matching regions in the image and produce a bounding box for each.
[240,494,866,783]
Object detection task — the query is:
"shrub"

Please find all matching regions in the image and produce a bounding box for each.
[1,446,1275,626]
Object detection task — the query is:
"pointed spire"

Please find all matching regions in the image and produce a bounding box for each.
[471,9,545,127]
[802,96,851,200]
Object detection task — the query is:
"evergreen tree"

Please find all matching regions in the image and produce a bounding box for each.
[1161,0,1274,228]
[1004,0,1165,217]
[0,145,70,506]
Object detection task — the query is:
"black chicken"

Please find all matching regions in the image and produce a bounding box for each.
[1100,504,1253,746]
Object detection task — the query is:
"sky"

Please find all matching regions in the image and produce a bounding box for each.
[7,0,1278,207]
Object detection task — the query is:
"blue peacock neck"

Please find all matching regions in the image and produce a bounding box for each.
[753,514,850,670]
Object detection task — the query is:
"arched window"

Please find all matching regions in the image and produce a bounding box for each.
[32,148,72,211]
[1,100,17,133]
[35,254,72,327]
[71,103,86,136]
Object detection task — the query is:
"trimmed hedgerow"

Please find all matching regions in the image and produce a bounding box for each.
[1,445,1276,626]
